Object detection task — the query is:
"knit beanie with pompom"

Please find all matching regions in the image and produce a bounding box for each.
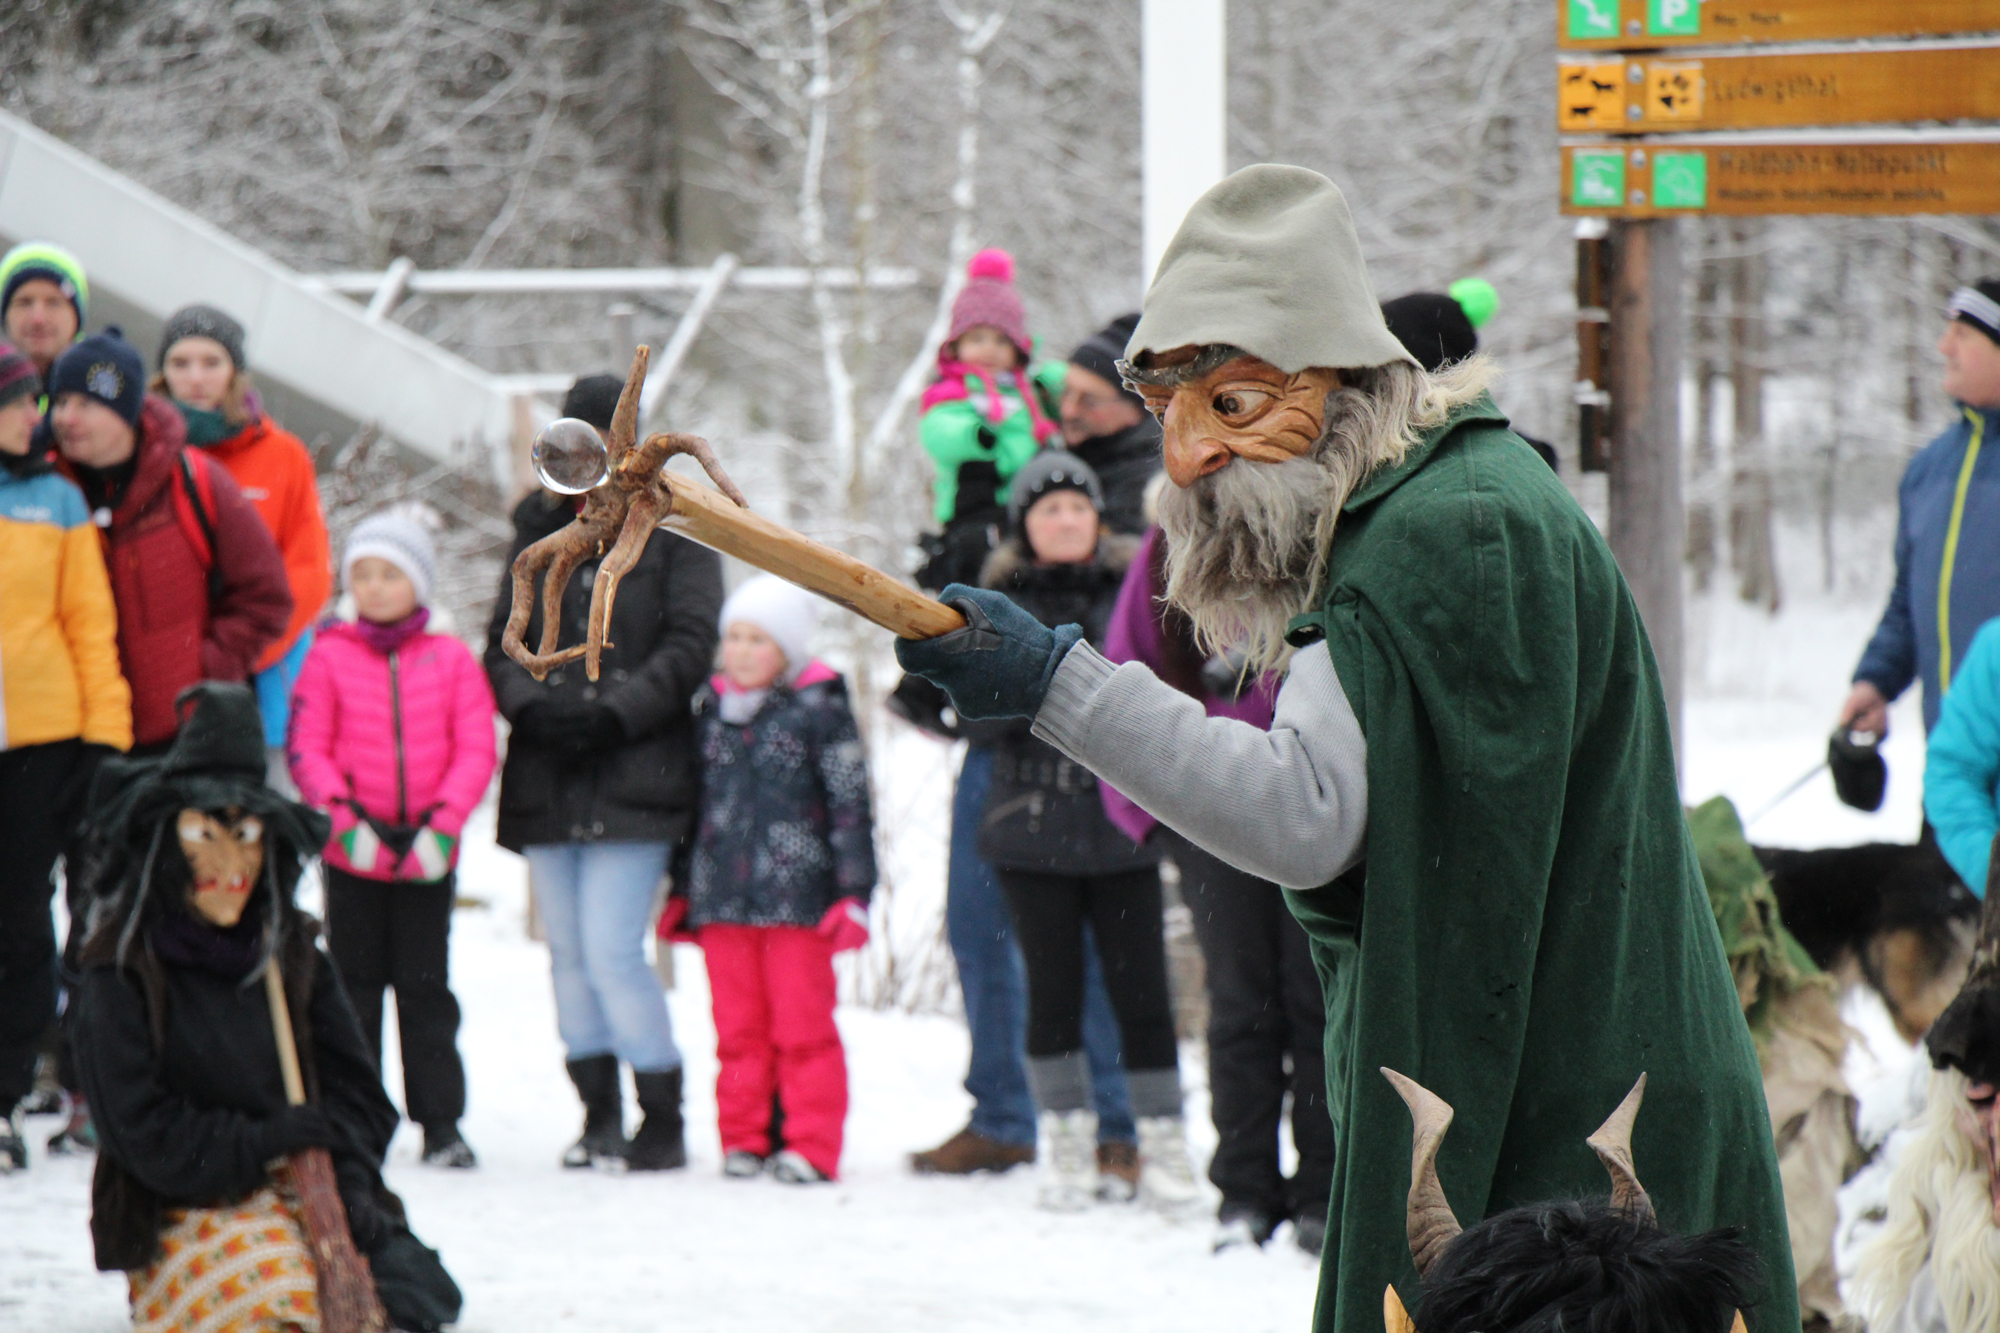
[945,248,1031,360]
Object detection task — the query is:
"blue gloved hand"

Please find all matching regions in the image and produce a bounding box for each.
[894,584,1084,722]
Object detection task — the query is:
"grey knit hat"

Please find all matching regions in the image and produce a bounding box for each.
[1008,449,1104,533]
[343,507,437,604]
[1126,165,1416,375]
[159,303,248,371]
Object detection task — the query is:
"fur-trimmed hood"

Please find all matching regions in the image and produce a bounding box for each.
[978,530,1139,592]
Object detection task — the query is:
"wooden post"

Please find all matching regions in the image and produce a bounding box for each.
[1606,216,1686,764]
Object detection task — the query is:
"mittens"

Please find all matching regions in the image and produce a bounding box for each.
[817,897,870,953]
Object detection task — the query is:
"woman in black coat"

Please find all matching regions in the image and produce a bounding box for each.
[482,375,723,1172]
[71,683,458,1333]
[970,450,1197,1216]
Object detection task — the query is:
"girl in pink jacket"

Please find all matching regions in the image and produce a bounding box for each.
[287,507,497,1168]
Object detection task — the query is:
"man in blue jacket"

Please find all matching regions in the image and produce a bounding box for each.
[1845,279,2000,737]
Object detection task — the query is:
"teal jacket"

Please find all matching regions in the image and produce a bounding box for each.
[919,360,1064,524]
[1925,616,2000,896]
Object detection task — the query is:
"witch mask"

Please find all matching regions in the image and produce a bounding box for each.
[178,807,265,927]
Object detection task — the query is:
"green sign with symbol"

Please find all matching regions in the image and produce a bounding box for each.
[1572,151,1625,208]
[1653,152,1707,208]
[1567,0,1619,38]
[1648,0,1701,35]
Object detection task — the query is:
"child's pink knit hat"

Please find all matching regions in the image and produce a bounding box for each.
[945,249,1030,357]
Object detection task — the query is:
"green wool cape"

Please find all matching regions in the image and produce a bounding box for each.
[1280,396,1796,1333]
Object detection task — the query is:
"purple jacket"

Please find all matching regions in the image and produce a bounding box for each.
[1098,527,1280,843]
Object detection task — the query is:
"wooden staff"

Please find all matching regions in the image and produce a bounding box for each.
[265,961,388,1333]
[653,469,967,640]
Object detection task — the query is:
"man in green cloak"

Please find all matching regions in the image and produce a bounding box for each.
[897,163,1796,1333]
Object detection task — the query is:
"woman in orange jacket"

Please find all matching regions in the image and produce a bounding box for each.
[155,305,331,750]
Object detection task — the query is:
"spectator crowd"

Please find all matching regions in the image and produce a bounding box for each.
[8,212,2000,1333]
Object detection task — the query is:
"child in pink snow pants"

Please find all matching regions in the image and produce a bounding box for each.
[666,576,876,1183]
[288,508,496,1167]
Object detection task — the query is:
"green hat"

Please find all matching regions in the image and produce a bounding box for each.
[1127,165,1415,375]
[0,241,89,329]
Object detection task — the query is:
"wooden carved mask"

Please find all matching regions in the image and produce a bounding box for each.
[178,808,264,927]
[1133,352,1342,488]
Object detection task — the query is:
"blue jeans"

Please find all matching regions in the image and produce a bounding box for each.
[947,747,1134,1146]
[527,842,682,1073]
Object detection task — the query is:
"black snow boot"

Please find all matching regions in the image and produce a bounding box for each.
[627,1068,687,1172]
[562,1054,627,1169]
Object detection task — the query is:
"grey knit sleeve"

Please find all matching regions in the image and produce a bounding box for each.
[1031,641,1368,890]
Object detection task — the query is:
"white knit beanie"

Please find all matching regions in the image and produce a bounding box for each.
[343,507,438,604]
[719,575,820,676]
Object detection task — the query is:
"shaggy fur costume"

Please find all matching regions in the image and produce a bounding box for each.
[1855,1068,2000,1333]
[1412,1199,1763,1333]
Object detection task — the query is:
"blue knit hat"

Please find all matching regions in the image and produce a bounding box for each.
[48,326,145,427]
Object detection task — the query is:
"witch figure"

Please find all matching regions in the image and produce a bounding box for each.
[70,683,461,1333]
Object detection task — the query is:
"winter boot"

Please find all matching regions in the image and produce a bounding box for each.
[1095,1140,1140,1202]
[562,1054,626,1169]
[1035,1109,1099,1213]
[1136,1116,1203,1217]
[723,1150,767,1179]
[1,1106,25,1171]
[627,1068,687,1172]
[1292,1210,1328,1257]
[421,1124,478,1169]
[769,1149,830,1184]
[45,1096,95,1155]
[1212,1201,1279,1253]
[909,1124,1035,1175]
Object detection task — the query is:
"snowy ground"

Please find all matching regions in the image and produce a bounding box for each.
[0,589,1934,1330]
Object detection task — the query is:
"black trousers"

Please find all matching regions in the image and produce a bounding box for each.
[0,740,80,1110]
[1168,831,1335,1217]
[323,868,466,1130]
[998,866,1180,1072]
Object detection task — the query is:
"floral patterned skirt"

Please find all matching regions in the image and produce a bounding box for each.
[128,1182,319,1333]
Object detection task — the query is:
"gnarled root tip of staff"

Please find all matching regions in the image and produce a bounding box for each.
[500,345,749,682]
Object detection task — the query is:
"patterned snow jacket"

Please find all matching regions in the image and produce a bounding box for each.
[684,660,877,929]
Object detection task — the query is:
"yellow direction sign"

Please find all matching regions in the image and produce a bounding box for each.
[1559,43,2000,134]
[1559,0,2000,48]
[1561,137,2000,215]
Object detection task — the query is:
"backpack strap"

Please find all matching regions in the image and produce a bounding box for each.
[171,450,225,603]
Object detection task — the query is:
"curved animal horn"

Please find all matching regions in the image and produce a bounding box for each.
[1382,1067,1462,1277]
[1586,1073,1656,1226]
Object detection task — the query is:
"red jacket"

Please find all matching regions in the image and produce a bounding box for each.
[72,396,292,746]
[200,417,332,671]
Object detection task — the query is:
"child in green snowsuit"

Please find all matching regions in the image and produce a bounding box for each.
[919,248,1064,532]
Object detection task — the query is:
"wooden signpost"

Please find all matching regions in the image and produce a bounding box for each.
[1562,136,2000,216]
[1555,0,2000,758]
[1561,43,2000,134]
[1558,0,2000,49]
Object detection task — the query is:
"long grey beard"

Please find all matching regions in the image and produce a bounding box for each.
[1155,443,1355,674]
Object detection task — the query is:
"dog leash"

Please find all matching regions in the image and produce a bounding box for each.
[1742,761,1828,828]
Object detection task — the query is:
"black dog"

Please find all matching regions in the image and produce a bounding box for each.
[1754,838,1978,1041]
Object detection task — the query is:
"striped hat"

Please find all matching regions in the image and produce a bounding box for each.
[0,341,38,409]
[0,241,88,328]
[1950,280,2000,346]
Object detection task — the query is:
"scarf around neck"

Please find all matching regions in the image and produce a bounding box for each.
[355,606,431,655]
[150,906,266,980]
